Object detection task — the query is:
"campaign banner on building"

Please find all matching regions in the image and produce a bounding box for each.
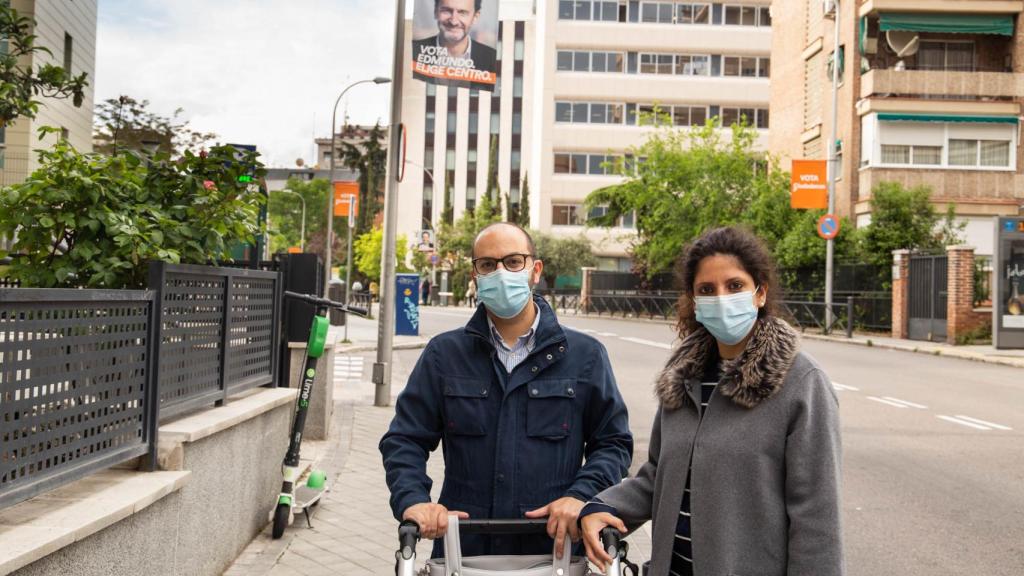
[411,0,499,91]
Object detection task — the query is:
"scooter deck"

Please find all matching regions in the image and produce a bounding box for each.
[293,485,325,511]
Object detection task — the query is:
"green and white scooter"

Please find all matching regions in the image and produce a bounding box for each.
[271,290,368,539]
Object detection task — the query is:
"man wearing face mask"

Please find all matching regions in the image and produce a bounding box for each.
[380,223,633,560]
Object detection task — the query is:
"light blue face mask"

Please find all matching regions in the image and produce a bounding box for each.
[694,289,761,345]
[476,268,533,319]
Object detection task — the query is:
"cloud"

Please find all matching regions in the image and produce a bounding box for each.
[96,0,398,167]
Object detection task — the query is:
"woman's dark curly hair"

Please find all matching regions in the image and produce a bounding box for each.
[675,226,780,338]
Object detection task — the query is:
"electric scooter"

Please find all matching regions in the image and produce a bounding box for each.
[271,290,369,539]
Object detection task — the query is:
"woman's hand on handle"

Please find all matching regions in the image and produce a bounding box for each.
[580,512,627,572]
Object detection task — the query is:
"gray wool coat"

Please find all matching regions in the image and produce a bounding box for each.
[595,317,844,576]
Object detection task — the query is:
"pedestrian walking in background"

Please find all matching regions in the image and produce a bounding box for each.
[465,277,477,308]
[580,226,844,576]
[421,277,432,306]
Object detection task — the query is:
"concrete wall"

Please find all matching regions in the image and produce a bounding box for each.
[12,395,290,576]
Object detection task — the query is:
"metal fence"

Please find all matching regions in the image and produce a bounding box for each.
[0,257,19,288]
[149,262,282,420]
[588,293,679,319]
[0,288,160,509]
[783,291,891,332]
[779,297,855,338]
[590,271,677,293]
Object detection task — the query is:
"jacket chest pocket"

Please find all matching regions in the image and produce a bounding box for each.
[442,378,491,436]
[525,379,577,440]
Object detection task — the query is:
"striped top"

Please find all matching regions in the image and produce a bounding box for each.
[487,304,541,373]
[671,361,720,576]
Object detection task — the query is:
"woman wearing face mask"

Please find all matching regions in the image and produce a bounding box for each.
[579,226,844,576]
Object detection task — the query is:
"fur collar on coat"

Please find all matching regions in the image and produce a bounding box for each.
[655,316,800,410]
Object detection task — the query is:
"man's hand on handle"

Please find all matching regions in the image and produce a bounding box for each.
[402,503,469,540]
[581,512,628,572]
[525,496,585,559]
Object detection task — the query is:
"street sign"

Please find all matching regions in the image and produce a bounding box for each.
[817,214,840,240]
[333,182,359,217]
[791,159,829,209]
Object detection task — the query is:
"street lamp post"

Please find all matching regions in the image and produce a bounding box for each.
[325,76,391,297]
[824,0,842,332]
[273,190,306,251]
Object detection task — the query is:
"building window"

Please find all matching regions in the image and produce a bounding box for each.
[469,112,479,135]
[919,40,975,72]
[639,53,673,74]
[759,6,772,26]
[677,3,711,24]
[557,51,573,71]
[490,112,500,134]
[514,39,525,61]
[447,111,457,134]
[554,152,621,175]
[871,116,1015,170]
[740,57,758,77]
[513,76,523,98]
[676,54,710,75]
[557,50,625,73]
[446,149,456,170]
[759,57,771,78]
[426,83,436,96]
[426,111,435,134]
[63,33,73,72]
[723,56,740,76]
[552,204,584,226]
[512,112,522,134]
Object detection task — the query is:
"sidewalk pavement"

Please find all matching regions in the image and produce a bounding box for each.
[800,331,1024,369]
[225,312,654,575]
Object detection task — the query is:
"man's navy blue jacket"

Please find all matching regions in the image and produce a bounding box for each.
[379,296,633,557]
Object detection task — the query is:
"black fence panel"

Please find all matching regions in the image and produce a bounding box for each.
[0,258,20,288]
[590,271,677,294]
[149,262,282,420]
[0,288,159,509]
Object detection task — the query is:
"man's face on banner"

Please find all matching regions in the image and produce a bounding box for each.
[435,0,479,47]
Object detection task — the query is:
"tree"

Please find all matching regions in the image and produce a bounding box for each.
[517,173,531,228]
[586,119,792,275]
[485,134,499,216]
[441,171,454,225]
[860,181,964,269]
[268,177,329,255]
[93,95,216,156]
[339,123,388,236]
[0,142,266,288]
[533,232,596,290]
[0,6,89,127]
[353,226,410,284]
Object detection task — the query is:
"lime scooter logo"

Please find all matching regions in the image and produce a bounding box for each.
[299,369,316,408]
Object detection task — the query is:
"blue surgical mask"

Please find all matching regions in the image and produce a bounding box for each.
[694,289,760,345]
[476,268,533,319]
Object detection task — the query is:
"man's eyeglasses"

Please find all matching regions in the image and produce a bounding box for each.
[472,254,533,275]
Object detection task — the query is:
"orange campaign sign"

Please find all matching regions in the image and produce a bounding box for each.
[333,182,359,217]
[790,160,829,210]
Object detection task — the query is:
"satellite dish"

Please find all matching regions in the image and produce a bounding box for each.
[886,31,920,58]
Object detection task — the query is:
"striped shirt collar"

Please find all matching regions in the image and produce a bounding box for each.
[487,304,541,373]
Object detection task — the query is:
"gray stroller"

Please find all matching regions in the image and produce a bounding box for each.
[395,516,638,576]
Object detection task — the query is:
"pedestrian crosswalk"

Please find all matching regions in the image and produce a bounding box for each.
[334,355,365,385]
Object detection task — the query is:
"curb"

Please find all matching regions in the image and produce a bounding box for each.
[800,332,1024,369]
[334,339,431,354]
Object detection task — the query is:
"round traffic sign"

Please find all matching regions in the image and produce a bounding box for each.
[817,214,840,240]
[430,253,440,265]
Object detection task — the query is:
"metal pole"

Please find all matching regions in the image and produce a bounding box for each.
[325,77,392,296]
[824,0,842,333]
[374,0,406,407]
[344,210,354,342]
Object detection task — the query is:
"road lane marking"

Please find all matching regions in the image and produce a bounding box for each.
[832,382,859,391]
[619,337,672,350]
[954,415,1012,431]
[867,396,909,408]
[882,396,928,409]
[937,415,992,430]
[597,332,618,337]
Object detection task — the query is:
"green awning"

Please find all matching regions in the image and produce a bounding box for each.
[878,113,1019,124]
[879,13,1014,36]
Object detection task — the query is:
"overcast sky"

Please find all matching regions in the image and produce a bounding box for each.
[95,0,400,167]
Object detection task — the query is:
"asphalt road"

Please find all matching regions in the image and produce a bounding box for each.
[403,305,1024,576]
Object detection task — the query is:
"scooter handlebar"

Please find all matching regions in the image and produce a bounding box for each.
[283,291,369,317]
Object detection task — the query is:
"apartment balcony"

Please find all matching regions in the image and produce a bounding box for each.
[859,1,1024,18]
[858,166,1024,212]
[861,68,1023,100]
